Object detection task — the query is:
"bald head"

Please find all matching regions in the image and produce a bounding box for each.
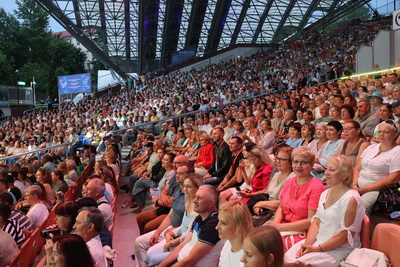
[86,178,105,200]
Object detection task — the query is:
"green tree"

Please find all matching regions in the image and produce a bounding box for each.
[326,5,373,29]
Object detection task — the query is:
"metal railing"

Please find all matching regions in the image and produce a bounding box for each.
[23,104,60,115]
[111,91,273,135]
[0,142,72,165]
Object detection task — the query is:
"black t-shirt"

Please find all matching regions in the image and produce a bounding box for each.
[192,210,220,246]
[10,187,22,202]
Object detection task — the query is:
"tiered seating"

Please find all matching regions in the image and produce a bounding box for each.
[7,218,48,267]
[6,161,97,266]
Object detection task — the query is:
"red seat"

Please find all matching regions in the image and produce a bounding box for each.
[64,184,80,201]
[371,223,400,267]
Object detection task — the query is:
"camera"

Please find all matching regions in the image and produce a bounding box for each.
[41,228,61,239]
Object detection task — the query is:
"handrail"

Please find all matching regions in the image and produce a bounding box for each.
[23,104,60,115]
[111,91,273,135]
[0,142,73,162]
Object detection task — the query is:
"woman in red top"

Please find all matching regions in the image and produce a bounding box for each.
[236,146,274,199]
[193,134,214,176]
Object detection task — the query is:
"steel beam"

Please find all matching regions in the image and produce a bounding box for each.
[34,0,126,79]
[252,0,274,43]
[206,0,232,54]
[271,0,297,43]
[185,0,208,48]
[230,0,251,45]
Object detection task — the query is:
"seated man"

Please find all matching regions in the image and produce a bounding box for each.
[19,185,49,229]
[158,185,224,267]
[0,203,25,247]
[216,136,244,191]
[86,178,113,228]
[0,192,32,233]
[203,126,232,186]
[73,207,107,267]
[136,155,189,235]
[134,163,190,267]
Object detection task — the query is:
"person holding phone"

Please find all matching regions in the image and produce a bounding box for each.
[51,170,69,199]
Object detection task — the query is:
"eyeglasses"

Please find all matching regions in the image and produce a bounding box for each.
[172,161,185,165]
[292,160,310,166]
[342,127,355,131]
[275,157,290,162]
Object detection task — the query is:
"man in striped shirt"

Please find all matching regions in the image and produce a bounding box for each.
[0,203,25,247]
[0,192,33,233]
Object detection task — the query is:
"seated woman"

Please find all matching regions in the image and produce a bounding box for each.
[313,121,344,179]
[241,225,284,267]
[285,155,365,267]
[253,146,295,216]
[193,134,214,176]
[45,234,94,267]
[286,123,303,148]
[308,122,328,159]
[353,121,400,215]
[46,201,79,235]
[36,168,54,203]
[266,147,325,252]
[337,121,369,165]
[243,118,260,143]
[259,119,275,154]
[217,200,253,267]
[300,123,315,147]
[144,173,203,266]
[219,146,274,204]
[371,104,395,143]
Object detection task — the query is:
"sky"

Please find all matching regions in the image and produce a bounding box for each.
[0,1,65,32]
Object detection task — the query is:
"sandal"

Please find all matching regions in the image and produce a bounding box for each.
[121,199,132,208]
[130,202,138,209]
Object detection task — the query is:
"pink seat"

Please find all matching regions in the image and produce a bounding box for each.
[371,223,400,267]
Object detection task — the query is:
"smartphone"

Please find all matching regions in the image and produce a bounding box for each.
[56,193,64,202]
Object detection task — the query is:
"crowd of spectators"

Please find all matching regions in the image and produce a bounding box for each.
[0,15,399,267]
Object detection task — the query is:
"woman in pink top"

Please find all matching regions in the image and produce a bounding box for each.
[266,146,325,252]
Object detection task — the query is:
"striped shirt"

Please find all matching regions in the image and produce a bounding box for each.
[2,219,26,247]
[10,209,33,231]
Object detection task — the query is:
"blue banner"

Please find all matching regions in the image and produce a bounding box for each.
[58,73,91,94]
[171,45,196,65]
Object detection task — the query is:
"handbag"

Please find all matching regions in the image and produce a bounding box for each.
[340,248,390,267]
[247,193,274,227]
[376,187,400,214]
[247,193,269,215]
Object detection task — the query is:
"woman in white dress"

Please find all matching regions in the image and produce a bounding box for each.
[217,200,253,267]
[285,155,365,267]
[353,121,400,215]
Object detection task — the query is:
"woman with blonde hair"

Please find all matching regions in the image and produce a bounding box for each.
[285,155,365,267]
[266,147,324,252]
[144,173,204,266]
[217,200,253,267]
[224,146,274,202]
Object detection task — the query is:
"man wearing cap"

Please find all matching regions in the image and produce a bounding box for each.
[356,100,380,138]
[392,99,400,124]
[369,91,383,116]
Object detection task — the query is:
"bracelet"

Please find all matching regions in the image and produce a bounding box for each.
[318,245,323,252]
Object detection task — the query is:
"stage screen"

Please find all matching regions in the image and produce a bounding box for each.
[58,73,91,94]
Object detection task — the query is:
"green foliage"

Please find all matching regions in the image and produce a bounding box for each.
[0,0,87,101]
[326,5,373,30]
